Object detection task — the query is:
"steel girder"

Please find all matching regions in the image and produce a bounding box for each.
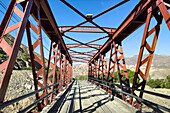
[46,41,63,102]
[129,5,163,109]
[59,26,116,33]
[40,0,72,63]
[69,52,95,56]
[98,54,107,88]
[0,0,72,111]
[66,36,109,50]
[73,60,88,63]
[66,44,102,49]
[113,42,130,101]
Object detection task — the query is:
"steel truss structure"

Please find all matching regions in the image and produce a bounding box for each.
[89,0,170,110]
[0,0,72,111]
[0,0,169,112]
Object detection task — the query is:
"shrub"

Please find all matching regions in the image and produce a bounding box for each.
[48,75,53,82]
[75,75,88,80]
[22,67,32,70]
[165,82,170,89]
[22,56,27,61]
[166,75,170,82]
[113,69,138,83]
[0,53,7,60]
[147,79,165,88]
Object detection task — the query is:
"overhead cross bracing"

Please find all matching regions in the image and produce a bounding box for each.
[58,0,130,63]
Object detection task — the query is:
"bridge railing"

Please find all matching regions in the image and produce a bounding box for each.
[88,77,170,112]
[0,77,73,112]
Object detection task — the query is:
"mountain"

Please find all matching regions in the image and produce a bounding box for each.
[72,63,88,77]
[125,54,170,80]
[73,54,170,80]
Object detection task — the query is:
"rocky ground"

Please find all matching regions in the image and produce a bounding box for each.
[0,70,36,113]
[139,86,170,113]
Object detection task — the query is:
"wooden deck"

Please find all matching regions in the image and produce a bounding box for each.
[41,80,138,113]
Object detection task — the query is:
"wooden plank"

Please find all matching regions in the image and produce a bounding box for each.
[88,81,138,113]
[87,83,113,113]
[79,80,104,113]
[73,81,80,112]
[77,80,99,113]
[58,82,76,113]
[43,81,137,113]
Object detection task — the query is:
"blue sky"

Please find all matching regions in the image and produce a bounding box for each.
[0,0,170,65]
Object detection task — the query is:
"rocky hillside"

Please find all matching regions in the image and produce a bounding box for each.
[73,54,170,79]
[0,34,48,70]
[73,63,88,77]
[125,54,170,80]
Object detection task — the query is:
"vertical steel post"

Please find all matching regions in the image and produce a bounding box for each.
[88,63,91,81]
[46,43,59,102]
[130,6,163,109]
[59,43,63,91]
[37,7,48,106]
[99,54,107,90]
[26,23,44,110]
[107,43,116,94]
[0,0,33,103]
[113,42,130,101]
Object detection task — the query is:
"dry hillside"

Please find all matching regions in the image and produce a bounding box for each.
[73,54,170,80]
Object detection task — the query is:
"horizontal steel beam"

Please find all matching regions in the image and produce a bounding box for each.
[72,57,89,61]
[69,52,95,56]
[59,26,116,33]
[64,35,99,50]
[72,60,88,63]
[66,44,102,49]
[71,57,91,59]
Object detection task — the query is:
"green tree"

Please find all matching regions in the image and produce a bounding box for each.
[166,75,170,82]
[113,69,138,83]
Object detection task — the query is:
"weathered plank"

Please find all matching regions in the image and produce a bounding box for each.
[42,80,138,113]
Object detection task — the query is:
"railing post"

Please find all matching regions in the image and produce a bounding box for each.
[70,63,72,81]
[92,63,94,82]
[66,59,68,86]
[62,55,67,87]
